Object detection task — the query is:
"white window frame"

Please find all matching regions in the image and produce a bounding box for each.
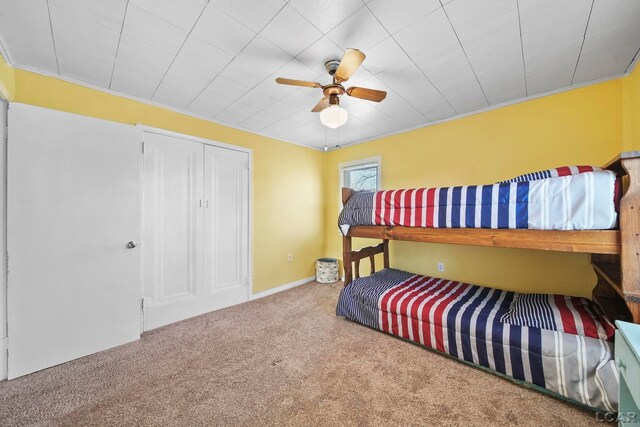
[338,155,381,210]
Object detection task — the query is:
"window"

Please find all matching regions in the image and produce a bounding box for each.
[339,156,381,192]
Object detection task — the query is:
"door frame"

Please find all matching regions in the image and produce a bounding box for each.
[137,125,253,329]
[0,97,6,380]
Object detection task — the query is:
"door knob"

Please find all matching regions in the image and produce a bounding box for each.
[127,241,138,249]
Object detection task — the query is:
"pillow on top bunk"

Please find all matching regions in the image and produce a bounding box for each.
[499,165,601,183]
[500,293,615,341]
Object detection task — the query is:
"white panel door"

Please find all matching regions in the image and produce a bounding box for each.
[142,131,249,331]
[203,145,249,310]
[7,103,142,379]
[142,132,204,331]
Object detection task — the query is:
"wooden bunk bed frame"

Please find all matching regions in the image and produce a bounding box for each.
[341,151,640,325]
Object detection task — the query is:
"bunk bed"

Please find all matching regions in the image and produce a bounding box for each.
[336,151,640,413]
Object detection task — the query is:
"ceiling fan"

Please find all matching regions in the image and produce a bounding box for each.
[275,48,387,129]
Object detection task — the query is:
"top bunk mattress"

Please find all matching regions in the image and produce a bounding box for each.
[339,166,618,235]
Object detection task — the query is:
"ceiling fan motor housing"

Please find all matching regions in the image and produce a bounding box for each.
[325,60,341,76]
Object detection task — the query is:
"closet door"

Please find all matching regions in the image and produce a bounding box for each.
[142,132,204,331]
[203,145,249,310]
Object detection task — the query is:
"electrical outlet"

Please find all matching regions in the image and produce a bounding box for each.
[287,253,293,262]
[437,262,444,272]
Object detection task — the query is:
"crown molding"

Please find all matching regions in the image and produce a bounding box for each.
[0,35,13,66]
[626,47,640,74]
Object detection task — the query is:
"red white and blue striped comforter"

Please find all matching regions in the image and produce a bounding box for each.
[336,269,619,412]
[338,166,617,235]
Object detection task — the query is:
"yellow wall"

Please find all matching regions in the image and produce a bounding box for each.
[623,62,640,151]
[325,80,624,298]
[2,49,639,298]
[1,57,325,293]
[0,55,14,100]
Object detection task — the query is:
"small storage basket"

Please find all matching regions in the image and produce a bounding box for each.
[316,258,339,284]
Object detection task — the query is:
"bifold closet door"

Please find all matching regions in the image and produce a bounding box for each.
[142,131,249,331]
[142,132,204,331]
[7,104,142,379]
[203,145,249,310]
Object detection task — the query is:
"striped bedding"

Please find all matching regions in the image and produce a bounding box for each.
[338,166,617,235]
[336,268,619,412]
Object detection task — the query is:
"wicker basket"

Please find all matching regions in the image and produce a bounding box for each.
[315,258,339,284]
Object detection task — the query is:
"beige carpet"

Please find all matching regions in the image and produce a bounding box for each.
[0,281,605,426]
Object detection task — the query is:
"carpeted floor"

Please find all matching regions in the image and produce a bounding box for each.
[0,281,605,426]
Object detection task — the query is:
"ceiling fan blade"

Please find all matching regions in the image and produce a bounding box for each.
[311,97,330,113]
[346,87,387,102]
[275,77,321,88]
[334,49,366,83]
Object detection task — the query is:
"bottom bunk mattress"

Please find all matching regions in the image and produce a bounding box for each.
[336,268,619,412]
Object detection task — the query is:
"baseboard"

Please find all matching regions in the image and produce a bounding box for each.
[250,276,315,300]
[0,337,7,381]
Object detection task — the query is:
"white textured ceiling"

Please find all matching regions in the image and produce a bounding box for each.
[0,0,639,149]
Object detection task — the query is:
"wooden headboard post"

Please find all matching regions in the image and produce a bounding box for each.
[593,151,640,324]
[620,154,640,323]
[342,187,356,206]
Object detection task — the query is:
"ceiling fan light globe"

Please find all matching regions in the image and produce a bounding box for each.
[320,105,348,129]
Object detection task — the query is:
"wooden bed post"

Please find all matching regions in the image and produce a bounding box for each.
[343,235,353,285]
[383,239,390,268]
[342,187,356,286]
[621,155,640,323]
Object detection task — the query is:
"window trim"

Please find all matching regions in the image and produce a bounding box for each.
[338,155,381,210]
